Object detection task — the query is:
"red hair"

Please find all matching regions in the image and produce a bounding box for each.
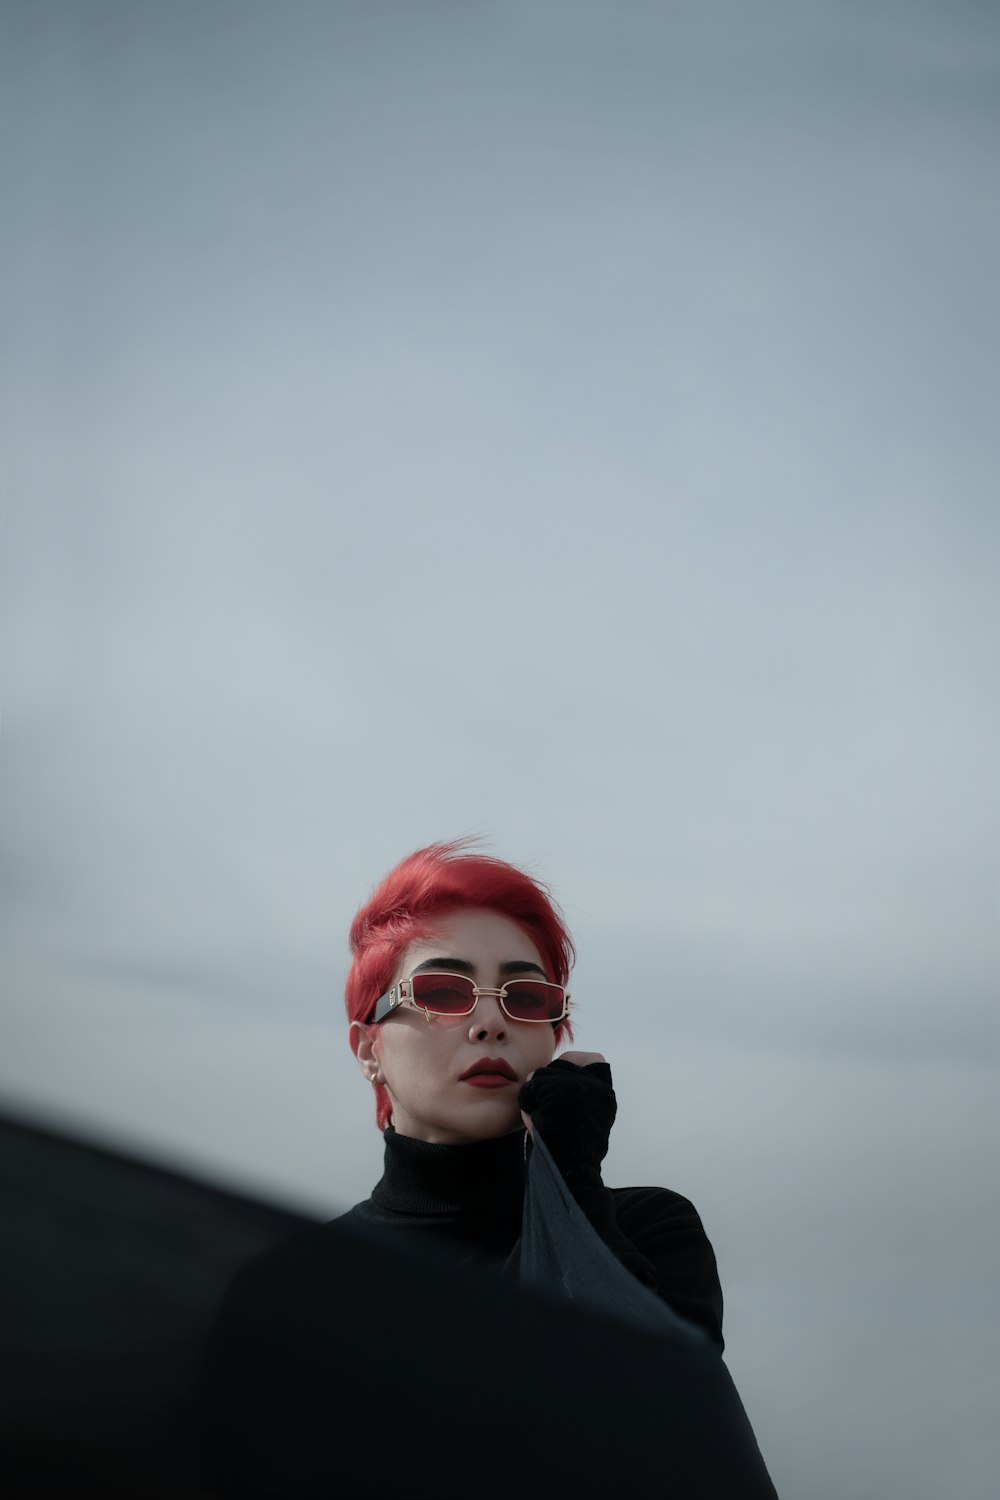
[345,840,575,1129]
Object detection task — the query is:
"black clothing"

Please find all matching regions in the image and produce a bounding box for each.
[200,1063,781,1498]
[519,1056,618,1175]
[0,1108,314,1496]
[335,1120,724,1349]
[201,1130,774,1499]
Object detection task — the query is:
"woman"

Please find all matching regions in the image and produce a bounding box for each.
[202,842,749,1498]
[339,840,724,1345]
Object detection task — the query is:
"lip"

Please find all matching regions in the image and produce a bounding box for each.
[460,1057,517,1084]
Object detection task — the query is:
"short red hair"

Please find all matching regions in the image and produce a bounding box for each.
[345,840,575,1129]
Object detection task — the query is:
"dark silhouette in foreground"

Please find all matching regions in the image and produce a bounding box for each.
[0,1107,308,1496]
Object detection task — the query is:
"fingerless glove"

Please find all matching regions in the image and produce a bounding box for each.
[518,1059,617,1180]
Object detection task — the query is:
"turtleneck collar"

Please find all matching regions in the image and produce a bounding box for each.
[370,1126,527,1217]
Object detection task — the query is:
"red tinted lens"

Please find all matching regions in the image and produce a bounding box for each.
[410,973,476,1014]
[502,980,565,1022]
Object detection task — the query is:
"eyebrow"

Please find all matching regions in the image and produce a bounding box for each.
[409,957,548,980]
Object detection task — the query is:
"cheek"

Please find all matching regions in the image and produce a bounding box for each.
[528,1028,557,1070]
[377,1022,453,1089]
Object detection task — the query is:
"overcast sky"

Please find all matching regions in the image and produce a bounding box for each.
[2,4,998,1496]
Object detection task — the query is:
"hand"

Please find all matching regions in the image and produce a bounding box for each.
[518,1056,617,1175]
[551,1050,607,1070]
[521,1051,607,1133]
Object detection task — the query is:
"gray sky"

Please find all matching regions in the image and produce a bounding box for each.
[2,4,999,1496]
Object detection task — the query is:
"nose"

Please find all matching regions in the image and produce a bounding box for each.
[469,994,507,1043]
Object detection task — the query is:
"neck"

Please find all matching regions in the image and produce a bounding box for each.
[371,1126,527,1216]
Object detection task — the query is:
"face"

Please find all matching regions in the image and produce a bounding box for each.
[350,907,559,1145]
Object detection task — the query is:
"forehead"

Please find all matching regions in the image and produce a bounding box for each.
[399,907,545,976]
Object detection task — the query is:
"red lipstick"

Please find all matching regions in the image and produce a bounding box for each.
[460,1057,517,1087]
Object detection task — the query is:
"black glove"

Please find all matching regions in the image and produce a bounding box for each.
[518,1059,617,1179]
[519,1060,656,1287]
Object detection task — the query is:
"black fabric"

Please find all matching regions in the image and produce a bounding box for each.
[0,1102,773,1498]
[518,1057,617,1176]
[198,1076,776,1496]
[338,1117,725,1350]
[202,1155,775,1499]
[521,1058,715,1316]
[0,1107,313,1496]
[519,1129,708,1339]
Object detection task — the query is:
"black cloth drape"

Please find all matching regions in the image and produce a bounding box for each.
[0,1107,310,1496]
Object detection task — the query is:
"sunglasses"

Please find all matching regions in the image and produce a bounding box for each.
[369,971,570,1025]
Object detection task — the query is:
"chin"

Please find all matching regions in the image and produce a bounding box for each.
[461,1108,522,1140]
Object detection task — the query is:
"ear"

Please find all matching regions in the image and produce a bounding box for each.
[349,1021,383,1086]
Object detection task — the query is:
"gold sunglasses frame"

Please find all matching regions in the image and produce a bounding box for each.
[369,971,570,1025]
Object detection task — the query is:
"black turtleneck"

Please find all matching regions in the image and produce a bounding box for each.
[201,1129,775,1498]
[369,1126,526,1217]
[331,1124,724,1350]
[342,1127,527,1262]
